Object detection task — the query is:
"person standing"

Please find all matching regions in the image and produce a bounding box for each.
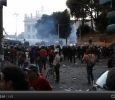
[35,48,43,73]
[40,46,47,70]
[82,49,96,85]
[53,49,60,83]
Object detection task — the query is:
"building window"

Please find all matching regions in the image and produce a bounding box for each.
[27,25,30,32]
[28,35,30,39]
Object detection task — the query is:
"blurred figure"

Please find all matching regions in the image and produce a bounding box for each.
[40,46,47,70]
[20,54,30,70]
[29,47,35,64]
[35,48,43,73]
[53,49,60,83]
[106,67,115,90]
[10,46,14,63]
[4,45,9,61]
[17,48,23,67]
[48,48,54,64]
[70,46,76,64]
[82,49,96,85]
[0,66,31,91]
[25,65,52,91]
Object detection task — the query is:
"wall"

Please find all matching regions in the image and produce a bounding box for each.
[77,33,115,47]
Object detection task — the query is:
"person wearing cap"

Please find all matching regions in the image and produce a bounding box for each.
[25,65,52,91]
[53,49,60,83]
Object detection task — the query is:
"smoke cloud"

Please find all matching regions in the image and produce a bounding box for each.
[68,22,77,44]
[35,13,77,45]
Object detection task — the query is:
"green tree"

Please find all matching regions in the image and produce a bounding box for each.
[94,13,109,33]
[52,12,62,35]
[58,9,72,45]
[66,0,112,32]
[77,24,91,38]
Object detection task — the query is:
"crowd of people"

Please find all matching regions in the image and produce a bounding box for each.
[1,44,115,91]
[1,45,62,91]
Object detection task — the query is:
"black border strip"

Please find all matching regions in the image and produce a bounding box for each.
[0,91,114,100]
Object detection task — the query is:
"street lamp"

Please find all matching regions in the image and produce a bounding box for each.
[79,18,82,45]
[13,12,19,40]
[58,24,59,40]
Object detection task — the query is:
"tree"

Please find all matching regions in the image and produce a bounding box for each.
[66,0,88,27]
[77,24,91,38]
[35,10,72,44]
[66,0,112,32]
[66,0,88,18]
[58,9,72,45]
[94,2,114,33]
[52,12,62,35]
[94,13,109,33]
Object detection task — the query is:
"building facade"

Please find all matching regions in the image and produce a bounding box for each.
[23,10,43,39]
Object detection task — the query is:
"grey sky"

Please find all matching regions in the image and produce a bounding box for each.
[3,0,67,35]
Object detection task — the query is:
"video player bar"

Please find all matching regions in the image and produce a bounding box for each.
[0,92,114,100]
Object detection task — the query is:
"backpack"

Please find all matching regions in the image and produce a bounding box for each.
[87,54,95,67]
[107,56,115,68]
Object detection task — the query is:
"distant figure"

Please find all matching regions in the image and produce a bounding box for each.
[35,48,43,73]
[40,46,47,70]
[20,54,30,70]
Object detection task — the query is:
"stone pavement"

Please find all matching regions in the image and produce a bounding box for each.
[44,59,108,91]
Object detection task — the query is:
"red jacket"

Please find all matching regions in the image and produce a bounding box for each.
[29,74,52,91]
[40,49,47,57]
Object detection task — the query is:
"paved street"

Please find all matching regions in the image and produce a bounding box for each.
[44,59,108,91]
